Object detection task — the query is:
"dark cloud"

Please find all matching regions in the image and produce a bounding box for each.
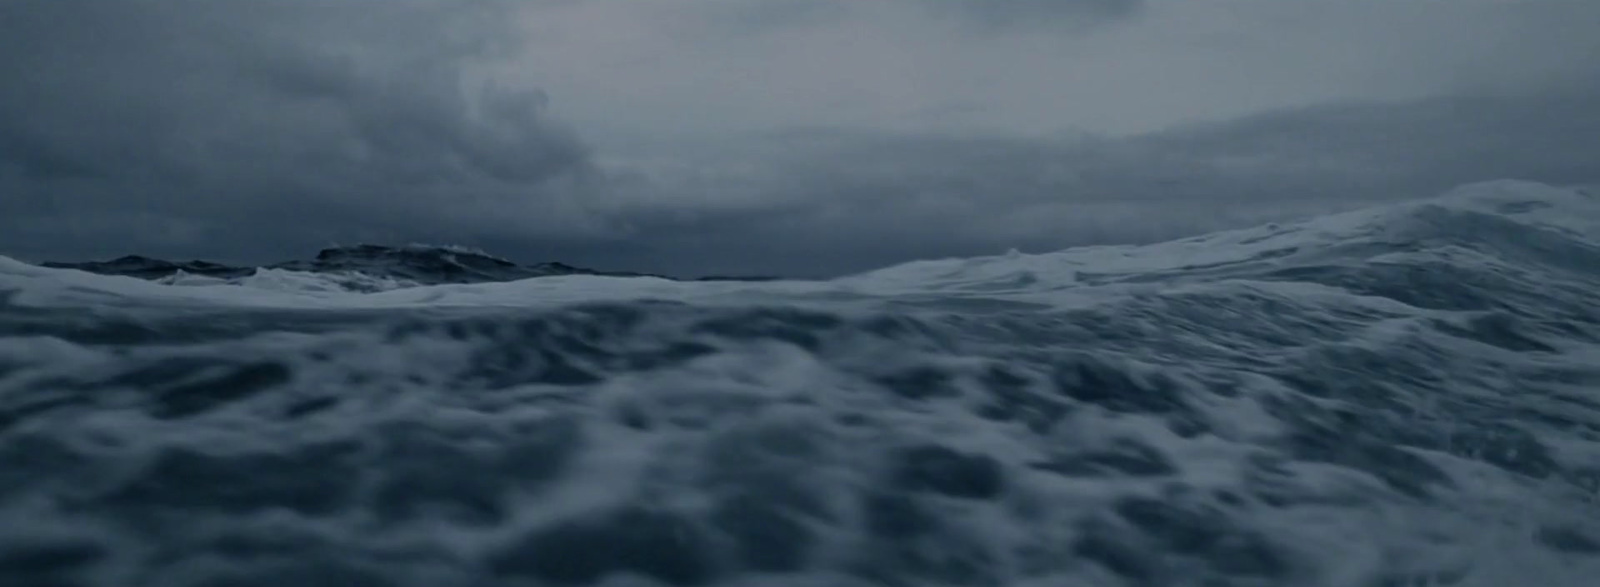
[695,0,853,33]
[927,0,1145,32]
[580,83,1600,278]
[2,1,1596,280]
[630,0,1143,40]
[0,0,599,264]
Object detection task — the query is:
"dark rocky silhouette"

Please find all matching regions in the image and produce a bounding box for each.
[42,245,781,285]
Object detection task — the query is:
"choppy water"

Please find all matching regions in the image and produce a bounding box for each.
[2,180,1599,587]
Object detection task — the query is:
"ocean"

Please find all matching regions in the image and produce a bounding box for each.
[1,180,1597,586]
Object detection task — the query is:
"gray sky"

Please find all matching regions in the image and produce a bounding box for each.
[3,0,1598,278]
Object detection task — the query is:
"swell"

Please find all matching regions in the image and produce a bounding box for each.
[2,281,1596,584]
[1,181,1599,586]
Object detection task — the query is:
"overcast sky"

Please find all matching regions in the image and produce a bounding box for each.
[3,0,1598,277]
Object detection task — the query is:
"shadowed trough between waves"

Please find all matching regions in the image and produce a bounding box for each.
[2,180,1599,586]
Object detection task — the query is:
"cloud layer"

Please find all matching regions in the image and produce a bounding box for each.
[3,1,1598,277]
[930,0,1145,31]
[1,0,601,263]
[584,84,1600,277]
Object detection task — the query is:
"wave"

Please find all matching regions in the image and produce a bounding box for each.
[1,180,1598,586]
[35,242,779,295]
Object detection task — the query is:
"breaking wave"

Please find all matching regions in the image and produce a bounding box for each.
[1,180,1598,586]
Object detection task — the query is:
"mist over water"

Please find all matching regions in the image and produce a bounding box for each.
[2,180,1599,586]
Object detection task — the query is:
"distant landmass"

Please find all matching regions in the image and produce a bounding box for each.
[41,244,780,285]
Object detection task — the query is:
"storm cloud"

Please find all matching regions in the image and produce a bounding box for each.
[579,82,1600,277]
[930,0,1145,31]
[0,0,601,263]
[3,0,1599,277]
